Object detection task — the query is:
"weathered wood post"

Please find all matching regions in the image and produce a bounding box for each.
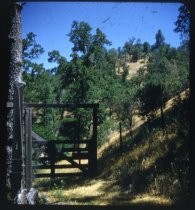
[10,82,24,198]
[24,108,32,190]
[88,104,98,176]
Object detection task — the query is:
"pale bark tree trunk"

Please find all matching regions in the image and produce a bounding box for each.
[7,3,39,204]
[7,1,23,200]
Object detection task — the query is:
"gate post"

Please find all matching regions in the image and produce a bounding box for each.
[88,104,98,175]
[10,82,24,198]
[24,108,32,190]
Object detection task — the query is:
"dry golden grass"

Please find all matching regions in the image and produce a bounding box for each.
[97,130,129,158]
[130,194,173,205]
[40,179,116,205]
[116,58,148,80]
[40,179,173,205]
[35,90,188,205]
[38,126,175,205]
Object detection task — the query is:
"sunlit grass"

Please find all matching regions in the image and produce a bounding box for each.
[39,179,173,205]
[34,123,181,205]
[107,129,176,176]
[33,91,188,205]
[40,179,115,205]
[130,193,173,205]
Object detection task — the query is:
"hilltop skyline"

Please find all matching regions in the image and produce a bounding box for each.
[21,2,182,69]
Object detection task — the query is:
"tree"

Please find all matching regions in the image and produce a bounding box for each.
[106,48,118,74]
[63,21,113,103]
[68,21,92,56]
[48,50,67,74]
[123,38,143,62]
[138,46,168,125]
[23,32,44,74]
[143,41,151,55]
[123,37,135,62]
[86,28,111,67]
[48,50,62,64]
[174,4,190,41]
[137,40,189,128]
[121,64,129,82]
[152,29,165,50]
[22,33,62,142]
[7,2,24,200]
[174,4,190,61]
[22,33,49,102]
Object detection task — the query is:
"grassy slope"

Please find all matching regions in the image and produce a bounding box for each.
[96,90,189,204]
[34,90,189,206]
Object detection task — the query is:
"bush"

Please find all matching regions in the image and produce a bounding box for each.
[58,118,78,140]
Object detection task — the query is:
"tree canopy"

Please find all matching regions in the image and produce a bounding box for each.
[22,18,189,145]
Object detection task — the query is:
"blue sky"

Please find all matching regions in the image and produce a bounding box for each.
[21,1,183,69]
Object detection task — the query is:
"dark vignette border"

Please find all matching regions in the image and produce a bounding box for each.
[0,1,193,210]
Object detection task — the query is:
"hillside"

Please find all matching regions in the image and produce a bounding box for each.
[97,89,189,158]
[34,89,189,205]
[115,58,148,80]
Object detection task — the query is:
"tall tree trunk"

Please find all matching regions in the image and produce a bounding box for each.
[7,1,23,200]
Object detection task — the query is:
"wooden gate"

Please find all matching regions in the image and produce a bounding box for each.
[23,103,98,187]
[7,83,98,192]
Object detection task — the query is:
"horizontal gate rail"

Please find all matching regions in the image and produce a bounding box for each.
[34,172,84,178]
[60,148,88,152]
[36,153,89,162]
[32,139,90,177]
[32,140,90,144]
[32,164,88,170]
[24,103,99,109]
[33,147,88,153]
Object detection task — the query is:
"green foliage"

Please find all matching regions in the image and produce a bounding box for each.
[32,123,56,140]
[153,29,165,49]
[137,40,189,124]
[97,118,117,146]
[122,64,129,82]
[143,41,151,55]
[58,118,78,140]
[112,79,138,129]
[23,20,189,147]
[23,70,56,102]
[123,37,145,62]
[23,32,45,73]
[68,21,92,56]
[74,108,93,140]
[23,19,189,204]
[174,4,190,41]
